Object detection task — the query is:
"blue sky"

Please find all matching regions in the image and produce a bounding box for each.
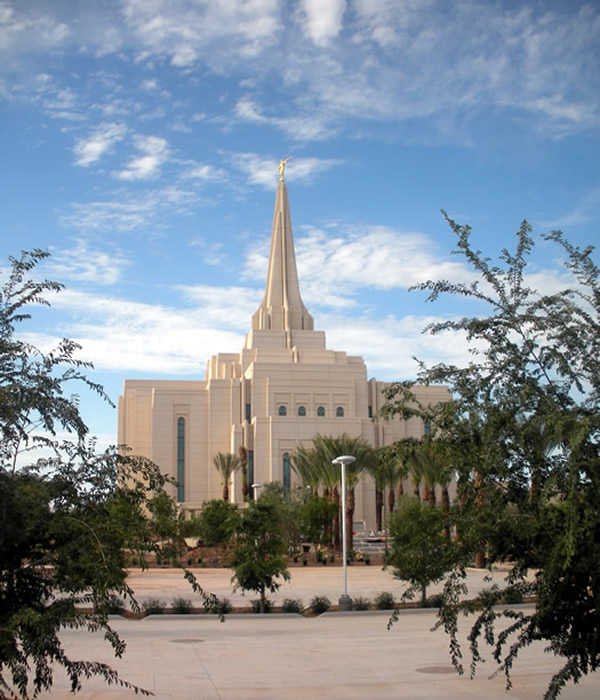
[1,0,599,448]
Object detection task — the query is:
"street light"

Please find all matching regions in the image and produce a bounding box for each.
[332,455,355,611]
[251,483,263,500]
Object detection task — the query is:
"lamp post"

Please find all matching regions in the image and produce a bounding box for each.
[251,483,263,500]
[332,455,355,611]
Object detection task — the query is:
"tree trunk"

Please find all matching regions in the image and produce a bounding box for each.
[375,488,383,531]
[441,487,450,539]
[421,585,427,606]
[427,484,436,508]
[397,480,404,500]
[387,487,395,515]
[332,487,340,551]
[223,484,229,502]
[260,585,266,614]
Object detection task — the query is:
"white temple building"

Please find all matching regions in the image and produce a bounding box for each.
[118,166,449,527]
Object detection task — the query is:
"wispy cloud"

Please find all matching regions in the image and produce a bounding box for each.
[3,2,599,142]
[297,0,346,47]
[73,122,127,166]
[538,186,600,229]
[113,134,170,180]
[234,152,342,189]
[61,185,199,233]
[47,238,131,285]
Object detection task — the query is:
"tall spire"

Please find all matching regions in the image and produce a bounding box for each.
[251,171,313,332]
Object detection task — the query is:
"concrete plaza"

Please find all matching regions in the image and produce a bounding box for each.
[37,567,599,699]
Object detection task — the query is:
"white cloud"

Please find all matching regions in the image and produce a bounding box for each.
[234,152,342,189]
[113,134,169,180]
[48,288,249,375]
[73,122,127,166]
[298,0,346,47]
[234,96,335,140]
[120,0,281,66]
[47,239,131,286]
[0,2,69,54]
[184,163,227,182]
[538,187,600,229]
[61,185,200,233]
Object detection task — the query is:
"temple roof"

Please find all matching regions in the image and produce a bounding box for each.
[251,178,314,332]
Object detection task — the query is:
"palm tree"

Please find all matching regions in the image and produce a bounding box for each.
[291,444,321,496]
[413,437,454,536]
[213,451,241,502]
[311,434,375,553]
[238,446,250,502]
[367,448,391,531]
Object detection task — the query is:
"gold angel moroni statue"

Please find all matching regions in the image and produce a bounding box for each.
[279,155,292,181]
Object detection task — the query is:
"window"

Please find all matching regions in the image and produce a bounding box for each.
[245,403,251,422]
[317,406,325,417]
[368,405,373,418]
[283,452,291,499]
[298,405,306,416]
[424,419,431,436]
[278,405,287,416]
[336,406,344,417]
[177,417,185,503]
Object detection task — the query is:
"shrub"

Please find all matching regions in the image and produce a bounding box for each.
[142,598,166,616]
[310,595,331,615]
[374,591,395,610]
[251,598,273,613]
[421,593,444,608]
[208,597,233,615]
[107,596,125,614]
[502,586,524,604]
[281,598,304,614]
[352,596,371,611]
[171,597,192,614]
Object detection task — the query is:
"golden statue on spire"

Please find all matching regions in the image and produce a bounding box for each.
[279,156,292,182]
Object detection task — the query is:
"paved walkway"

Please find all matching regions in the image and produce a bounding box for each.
[120,564,519,610]
[32,568,600,698]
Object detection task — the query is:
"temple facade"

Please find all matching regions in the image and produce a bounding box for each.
[118,170,450,527]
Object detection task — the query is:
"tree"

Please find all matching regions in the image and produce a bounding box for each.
[310,434,376,553]
[212,451,240,501]
[196,499,240,548]
[0,250,214,698]
[298,495,338,549]
[388,496,455,605]
[230,499,290,613]
[383,217,600,697]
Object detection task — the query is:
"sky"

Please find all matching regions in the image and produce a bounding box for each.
[1,0,599,449]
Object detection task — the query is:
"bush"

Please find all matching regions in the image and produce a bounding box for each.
[208,597,233,615]
[421,593,444,608]
[502,586,524,604]
[352,596,371,611]
[171,597,192,614]
[281,598,304,614]
[374,591,395,610]
[310,595,331,615]
[107,596,125,614]
[142,598,166,616]
[251,598,273,613]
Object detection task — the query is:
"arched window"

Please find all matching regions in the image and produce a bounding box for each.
[336,406,344,417]
[177,417,185,503]
[317,406,325,417]
[283,452,291,498]
[298,405,306,416]
[278,405,287,416]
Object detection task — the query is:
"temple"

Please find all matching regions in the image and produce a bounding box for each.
[118,169,449,526]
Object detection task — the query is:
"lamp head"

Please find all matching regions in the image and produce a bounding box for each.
[332,455,356,466]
